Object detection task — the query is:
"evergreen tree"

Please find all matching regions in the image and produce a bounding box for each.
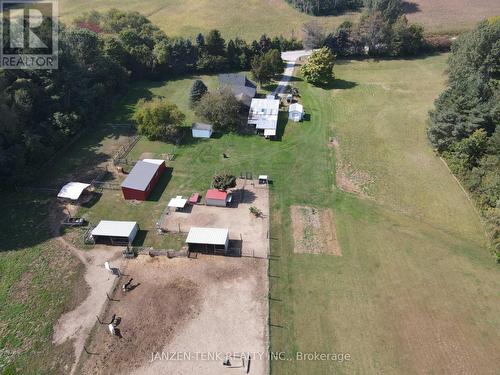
[189,80,208,107]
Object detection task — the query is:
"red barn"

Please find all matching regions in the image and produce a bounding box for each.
[121,159,166,200]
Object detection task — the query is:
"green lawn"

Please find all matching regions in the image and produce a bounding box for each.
[59,0,357,40]
[79,54,499,374]
[3,53,498,374]
[0,195,85,374]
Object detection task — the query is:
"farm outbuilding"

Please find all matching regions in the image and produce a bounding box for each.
[206,189,229,207]
[288,103,304,122]
[57,182,91,201]
[186,227,229,255]
[192,123,213,138]
[91,220,139,245]
[121,159,166,200]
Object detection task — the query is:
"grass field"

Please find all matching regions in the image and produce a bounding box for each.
[0,195,85,374]
[77,53,500,373]
[59,0,500,40]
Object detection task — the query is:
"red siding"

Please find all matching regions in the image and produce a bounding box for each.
[121,161,166,201]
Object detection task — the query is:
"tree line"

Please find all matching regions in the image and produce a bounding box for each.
[285,0,363,15]
[0,9,301,186]
[427,19,500,262]
[301,0,436,57]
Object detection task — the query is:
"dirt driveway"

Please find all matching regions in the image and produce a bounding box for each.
[79,255,268,375]
[162,179,270,258]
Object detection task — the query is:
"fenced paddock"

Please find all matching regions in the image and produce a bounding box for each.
[161,179,270,259]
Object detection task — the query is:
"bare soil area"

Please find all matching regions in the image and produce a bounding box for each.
[162,179,270,258]
[290,206,341,256]
[79,255,268,375]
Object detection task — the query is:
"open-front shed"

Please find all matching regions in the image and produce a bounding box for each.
[91,220,139,245]
[186,227,229,255]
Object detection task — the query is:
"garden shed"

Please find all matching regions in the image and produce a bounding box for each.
[288,103,304,122]
[121,159,166,200]
[206,189,229,207]
[192,123,213,138]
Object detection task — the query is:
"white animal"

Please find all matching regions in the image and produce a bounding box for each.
[108,324,116,336]
[104,261,112,272]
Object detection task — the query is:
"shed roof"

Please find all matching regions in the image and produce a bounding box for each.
[289,103,304,112]
[186,227,229,245]
[121,160,162,191]
[192,123,213,131]
[206,189,228,200]
[91,220,138,238]
[57,182,90,200]
[168,196,188,208]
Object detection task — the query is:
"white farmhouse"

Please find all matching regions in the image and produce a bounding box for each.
[248,96,280,139]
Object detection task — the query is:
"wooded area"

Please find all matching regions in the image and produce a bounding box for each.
[427,19,500,260]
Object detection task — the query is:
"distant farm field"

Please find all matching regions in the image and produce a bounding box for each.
[59,0,499,39]
[59,0,356,40]
[406,0,500,33]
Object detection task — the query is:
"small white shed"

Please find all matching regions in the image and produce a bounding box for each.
[192,123,213,138]
[288,103,304,122]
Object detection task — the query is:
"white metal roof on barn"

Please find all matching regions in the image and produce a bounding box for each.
[141,158,165,166]
[57,182,91,200]
[91,220,138,238]
[186,227,229,245]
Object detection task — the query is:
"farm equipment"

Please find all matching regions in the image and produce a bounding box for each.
[61,217,87,227]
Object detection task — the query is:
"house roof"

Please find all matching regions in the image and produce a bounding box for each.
[91,220,138,239]
[121,160,162,191]
[219,73,256,89]
[249,97,280,130]
[186,227,229,245]
[57,182,90,200]
[219,73,257,99]
[192,123,213,131]
[206,189,228,200]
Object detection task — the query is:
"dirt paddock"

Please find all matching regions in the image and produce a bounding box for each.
[78,255,268,375]
[162,179,270,258]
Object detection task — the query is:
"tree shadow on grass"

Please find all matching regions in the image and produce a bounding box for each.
[147,167,173,202]
[312,78,358,90]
